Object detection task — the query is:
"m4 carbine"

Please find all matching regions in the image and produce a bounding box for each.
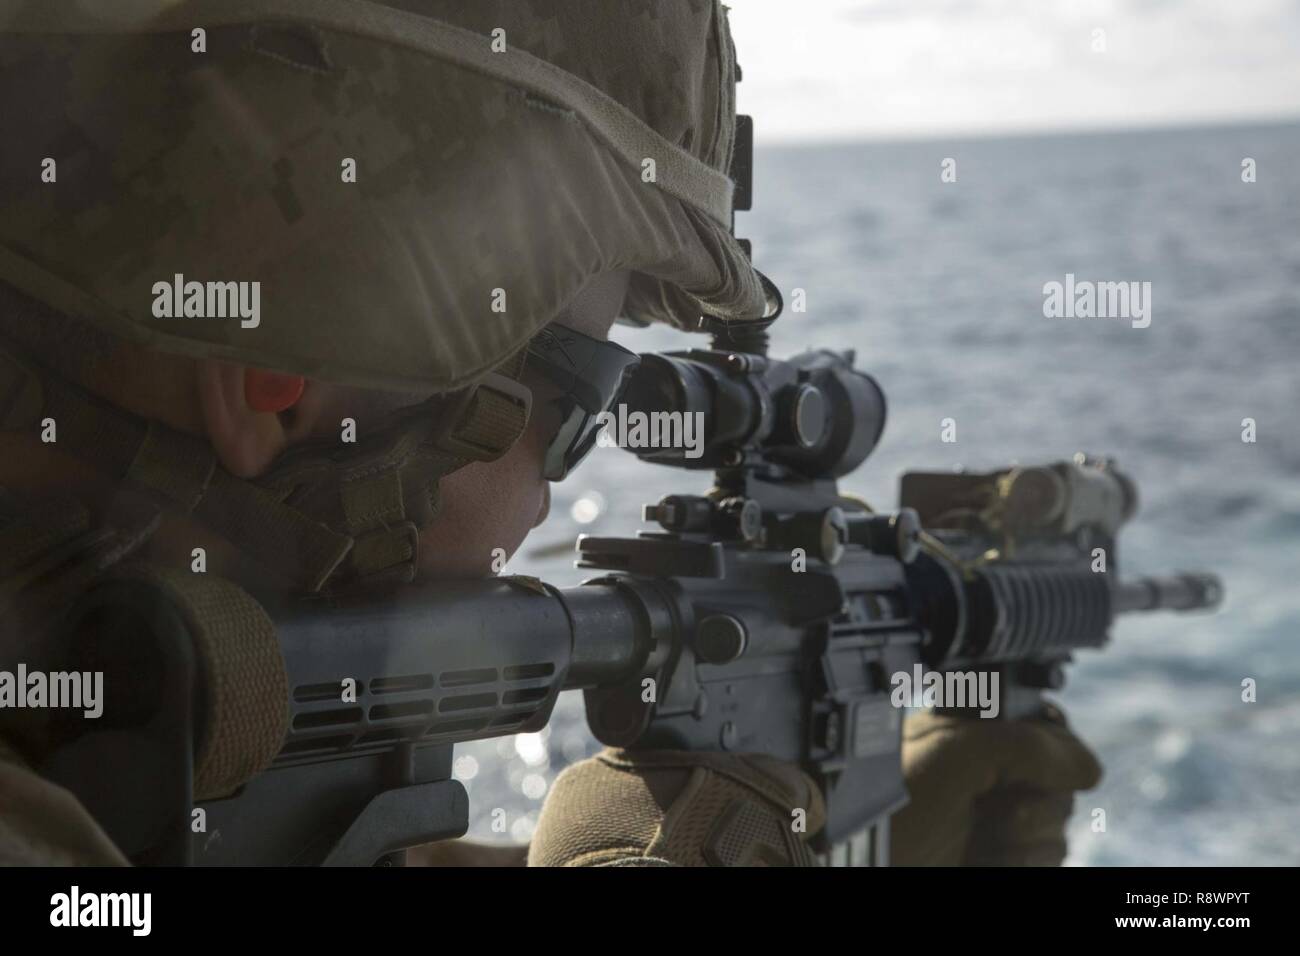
[29,341,1221,866]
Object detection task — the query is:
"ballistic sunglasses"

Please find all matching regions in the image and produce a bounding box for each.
[525,326,641,481]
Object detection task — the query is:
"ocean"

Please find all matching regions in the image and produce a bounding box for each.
[457,121,1300,866]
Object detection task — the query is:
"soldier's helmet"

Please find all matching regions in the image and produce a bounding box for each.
[0,0,775,597]
[0,0,772,393]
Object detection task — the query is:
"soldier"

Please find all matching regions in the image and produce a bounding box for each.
[0,0,1098,866]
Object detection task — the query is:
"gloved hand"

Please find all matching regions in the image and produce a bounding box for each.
[521,704,1099,868]
[891,703,1102,866]
[0,737,129,866]
[529,748,826,866]
[408,840,528,867]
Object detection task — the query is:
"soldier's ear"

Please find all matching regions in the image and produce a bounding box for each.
[195,360,306,477]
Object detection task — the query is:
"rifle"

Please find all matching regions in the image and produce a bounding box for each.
[28,335,1222,866]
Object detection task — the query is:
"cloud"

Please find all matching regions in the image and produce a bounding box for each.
[729,0,1300,141]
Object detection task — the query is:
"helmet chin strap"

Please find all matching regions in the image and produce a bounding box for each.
[0,340,530,595]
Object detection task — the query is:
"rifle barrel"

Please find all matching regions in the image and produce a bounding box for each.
[1113,573,1224,614]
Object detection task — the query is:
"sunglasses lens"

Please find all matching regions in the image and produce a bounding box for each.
[551,406,615,480]
[568,417,604,467]
[544,405,587,481]
[529,330,638,481]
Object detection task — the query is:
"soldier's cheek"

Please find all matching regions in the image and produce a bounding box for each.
[413,438,548,581]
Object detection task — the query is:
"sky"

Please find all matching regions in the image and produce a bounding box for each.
[727,0,1300,143]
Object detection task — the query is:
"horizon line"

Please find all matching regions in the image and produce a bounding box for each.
[753,111,1300,150]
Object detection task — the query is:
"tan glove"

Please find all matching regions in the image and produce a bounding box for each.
[529,748,826,866]
[408,840,528,867]
[0,737,129,866]
[891,704,1102,866]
